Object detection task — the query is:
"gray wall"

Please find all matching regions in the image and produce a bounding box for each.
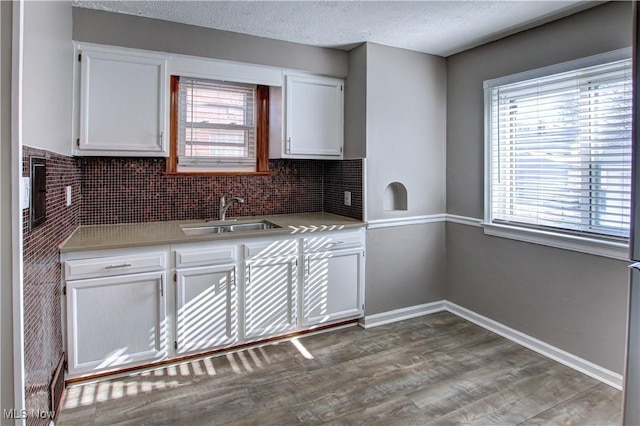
[1,0,15,417]
[72,7,348,78]
[366,42,446,220]
[344,43,366,159]
[366,223,446,315]
[361,43,447,314]
[23,0,73,156]
[446,1,633,373]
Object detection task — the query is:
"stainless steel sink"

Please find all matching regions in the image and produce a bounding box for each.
[226,222,278,232]
[180,220,280,235]
[180,225,227,235]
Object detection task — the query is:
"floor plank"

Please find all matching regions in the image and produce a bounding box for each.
[57,312,622,426]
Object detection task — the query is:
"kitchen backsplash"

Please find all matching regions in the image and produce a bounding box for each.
[323,159,363,219]
[80,157,363,225]
[22,146,81,424]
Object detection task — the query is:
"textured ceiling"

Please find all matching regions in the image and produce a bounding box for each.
[72,1,602,57]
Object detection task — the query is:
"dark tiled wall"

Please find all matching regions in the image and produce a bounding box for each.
[80,158,325,225]
[323,159,363,220]
[22,146,81,425]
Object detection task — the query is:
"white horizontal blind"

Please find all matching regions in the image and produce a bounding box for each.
[178,77,256,167]
[488,58,632,241]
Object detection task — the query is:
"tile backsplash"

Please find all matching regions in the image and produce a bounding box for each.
[323,159,363,219]
[80,157,362,225]
[22,146,81,424]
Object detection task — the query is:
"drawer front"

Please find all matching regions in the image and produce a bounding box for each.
[244,238,298,259]
[65,252,166,280]
[303,232,364,253]
[175,246,236,268]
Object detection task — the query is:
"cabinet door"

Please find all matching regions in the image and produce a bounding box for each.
[176,265,237,354]
[244,256,297,339]
[78,48,167,155]
[303,248,364,326]
[285,74,343,158]
[66,272,166,375]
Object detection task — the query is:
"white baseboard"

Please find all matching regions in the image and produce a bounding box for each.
[360,300,623,389]
[358,301,447,328]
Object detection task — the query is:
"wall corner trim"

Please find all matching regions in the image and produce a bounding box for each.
[360,300,623,389]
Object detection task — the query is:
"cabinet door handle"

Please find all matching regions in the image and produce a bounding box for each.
[159,131,163,146]
[104,263,132,269]
[286,137,291,153]
[160,275,164,297]
[232,266,236,287]
[304,258,310,275]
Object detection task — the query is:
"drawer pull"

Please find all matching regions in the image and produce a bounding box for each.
[104,263,132,270]
[327,241,344,246]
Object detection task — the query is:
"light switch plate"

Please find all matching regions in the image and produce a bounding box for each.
[21,177,30,209]
[65,186,72,206]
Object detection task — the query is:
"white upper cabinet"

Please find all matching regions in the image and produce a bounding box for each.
[74,44,168,156]
[271,73,344,159]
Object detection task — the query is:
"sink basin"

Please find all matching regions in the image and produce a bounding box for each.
[180,220,280,235]
[180,225,227,236]
[226,222,279,232]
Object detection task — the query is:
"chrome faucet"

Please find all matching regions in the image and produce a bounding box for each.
[219,194,245,220]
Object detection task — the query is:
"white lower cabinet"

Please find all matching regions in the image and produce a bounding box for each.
[242,239,299,339]
[66,271,167,376]
[303,247,364,326]
[301,230,365,326]
[62,227,365,378]
[173,243,238,355]
[244,255,298,339]
[175,264,237,354]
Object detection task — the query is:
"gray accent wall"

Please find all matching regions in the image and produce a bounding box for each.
[446,1,633,373]
[72,7,348,78]
[447,223,629,372]
[366,223,446,315]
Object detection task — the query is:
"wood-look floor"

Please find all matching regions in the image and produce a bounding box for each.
[56,312,622,425]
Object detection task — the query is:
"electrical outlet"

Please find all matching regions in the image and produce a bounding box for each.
[344,191,351,206]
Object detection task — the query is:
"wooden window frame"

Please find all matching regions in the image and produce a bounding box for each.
[167,76,270,176]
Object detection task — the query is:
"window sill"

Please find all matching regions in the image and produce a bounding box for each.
[164,171,271,177]
[482,222,629,261]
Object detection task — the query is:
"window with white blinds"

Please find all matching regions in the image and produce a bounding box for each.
[485,55,632,243]
[178,77,256,170]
